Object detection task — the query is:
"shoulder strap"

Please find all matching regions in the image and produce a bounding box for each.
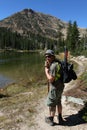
[55,58,62,64]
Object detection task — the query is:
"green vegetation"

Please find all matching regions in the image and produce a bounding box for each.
[0,27,58,51]
[66,21,87,57]
[78,72,87,122]
[78,101,87,122]
[0,20,87,57]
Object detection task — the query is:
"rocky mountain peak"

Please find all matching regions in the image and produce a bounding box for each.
[0,8,86,39]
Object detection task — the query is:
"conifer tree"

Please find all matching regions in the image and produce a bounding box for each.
[66,21,80,52]
[71,21,80,50]
[66,21,72,49]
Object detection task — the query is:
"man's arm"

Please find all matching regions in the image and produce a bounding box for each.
[45,67,55,82]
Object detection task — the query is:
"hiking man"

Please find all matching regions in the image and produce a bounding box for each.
[44,49,65,126]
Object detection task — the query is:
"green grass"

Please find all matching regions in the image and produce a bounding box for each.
[78,71,87,122]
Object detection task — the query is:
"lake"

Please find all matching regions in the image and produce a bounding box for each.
[0,51,45,88]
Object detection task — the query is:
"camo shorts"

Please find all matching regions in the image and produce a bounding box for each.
[46,84,64,107]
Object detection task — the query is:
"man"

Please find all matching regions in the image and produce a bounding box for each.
[44,49,65,126]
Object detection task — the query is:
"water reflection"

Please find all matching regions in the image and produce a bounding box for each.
[0,75,14,88]
[0,52,44,88]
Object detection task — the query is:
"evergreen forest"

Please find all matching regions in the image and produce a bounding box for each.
[0,21,87,56]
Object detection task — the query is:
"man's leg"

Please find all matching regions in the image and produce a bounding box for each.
[49,106,56,117]
[57,102,62,114]
[45,106,56,126]
[56,103,65,124]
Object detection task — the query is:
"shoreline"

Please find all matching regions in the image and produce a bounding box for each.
[0,74,15,89]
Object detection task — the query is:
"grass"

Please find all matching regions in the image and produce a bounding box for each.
[0,81,47,129]
[78,71,87,122]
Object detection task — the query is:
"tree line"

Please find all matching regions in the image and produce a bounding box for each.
[66,21,87,56]
[0,27,57,50]
[0,21,87,56]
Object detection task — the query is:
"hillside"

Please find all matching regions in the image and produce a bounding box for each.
[0,8,86,39]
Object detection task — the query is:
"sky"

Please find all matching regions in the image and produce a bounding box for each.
[0,0,87,28]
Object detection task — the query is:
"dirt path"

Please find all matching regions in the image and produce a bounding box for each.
[31,56,87,130]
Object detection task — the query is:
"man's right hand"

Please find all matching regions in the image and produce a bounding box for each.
[45,60,50,68]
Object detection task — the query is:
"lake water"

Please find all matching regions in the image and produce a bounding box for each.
[0,52,44,88]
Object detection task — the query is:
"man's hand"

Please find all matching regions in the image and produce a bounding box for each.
[45,60,50,68]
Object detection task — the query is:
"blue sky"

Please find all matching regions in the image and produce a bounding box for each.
[0,0,87,28]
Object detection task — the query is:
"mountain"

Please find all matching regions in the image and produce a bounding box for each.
[0,8,86,39]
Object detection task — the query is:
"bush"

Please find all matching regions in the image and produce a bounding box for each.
[78,102,87,122]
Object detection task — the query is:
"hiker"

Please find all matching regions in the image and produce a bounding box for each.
[44,49,65,126]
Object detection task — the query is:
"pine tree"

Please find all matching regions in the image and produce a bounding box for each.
[71,21,80,50]
[66,21,80,52]
[66,21,72,49]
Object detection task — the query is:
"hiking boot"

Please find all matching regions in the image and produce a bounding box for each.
[45,116,54,126]
[58,114,65,125]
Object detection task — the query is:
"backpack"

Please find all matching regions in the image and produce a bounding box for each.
[56,59,77,83]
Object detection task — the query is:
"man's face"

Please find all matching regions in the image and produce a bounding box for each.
[45,55,54,63]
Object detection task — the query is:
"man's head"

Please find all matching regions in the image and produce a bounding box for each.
[45,49,55,63]
[45,49,54,56]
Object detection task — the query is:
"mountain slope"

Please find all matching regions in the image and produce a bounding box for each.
[0,9,70,39]
[0,8,86,39]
